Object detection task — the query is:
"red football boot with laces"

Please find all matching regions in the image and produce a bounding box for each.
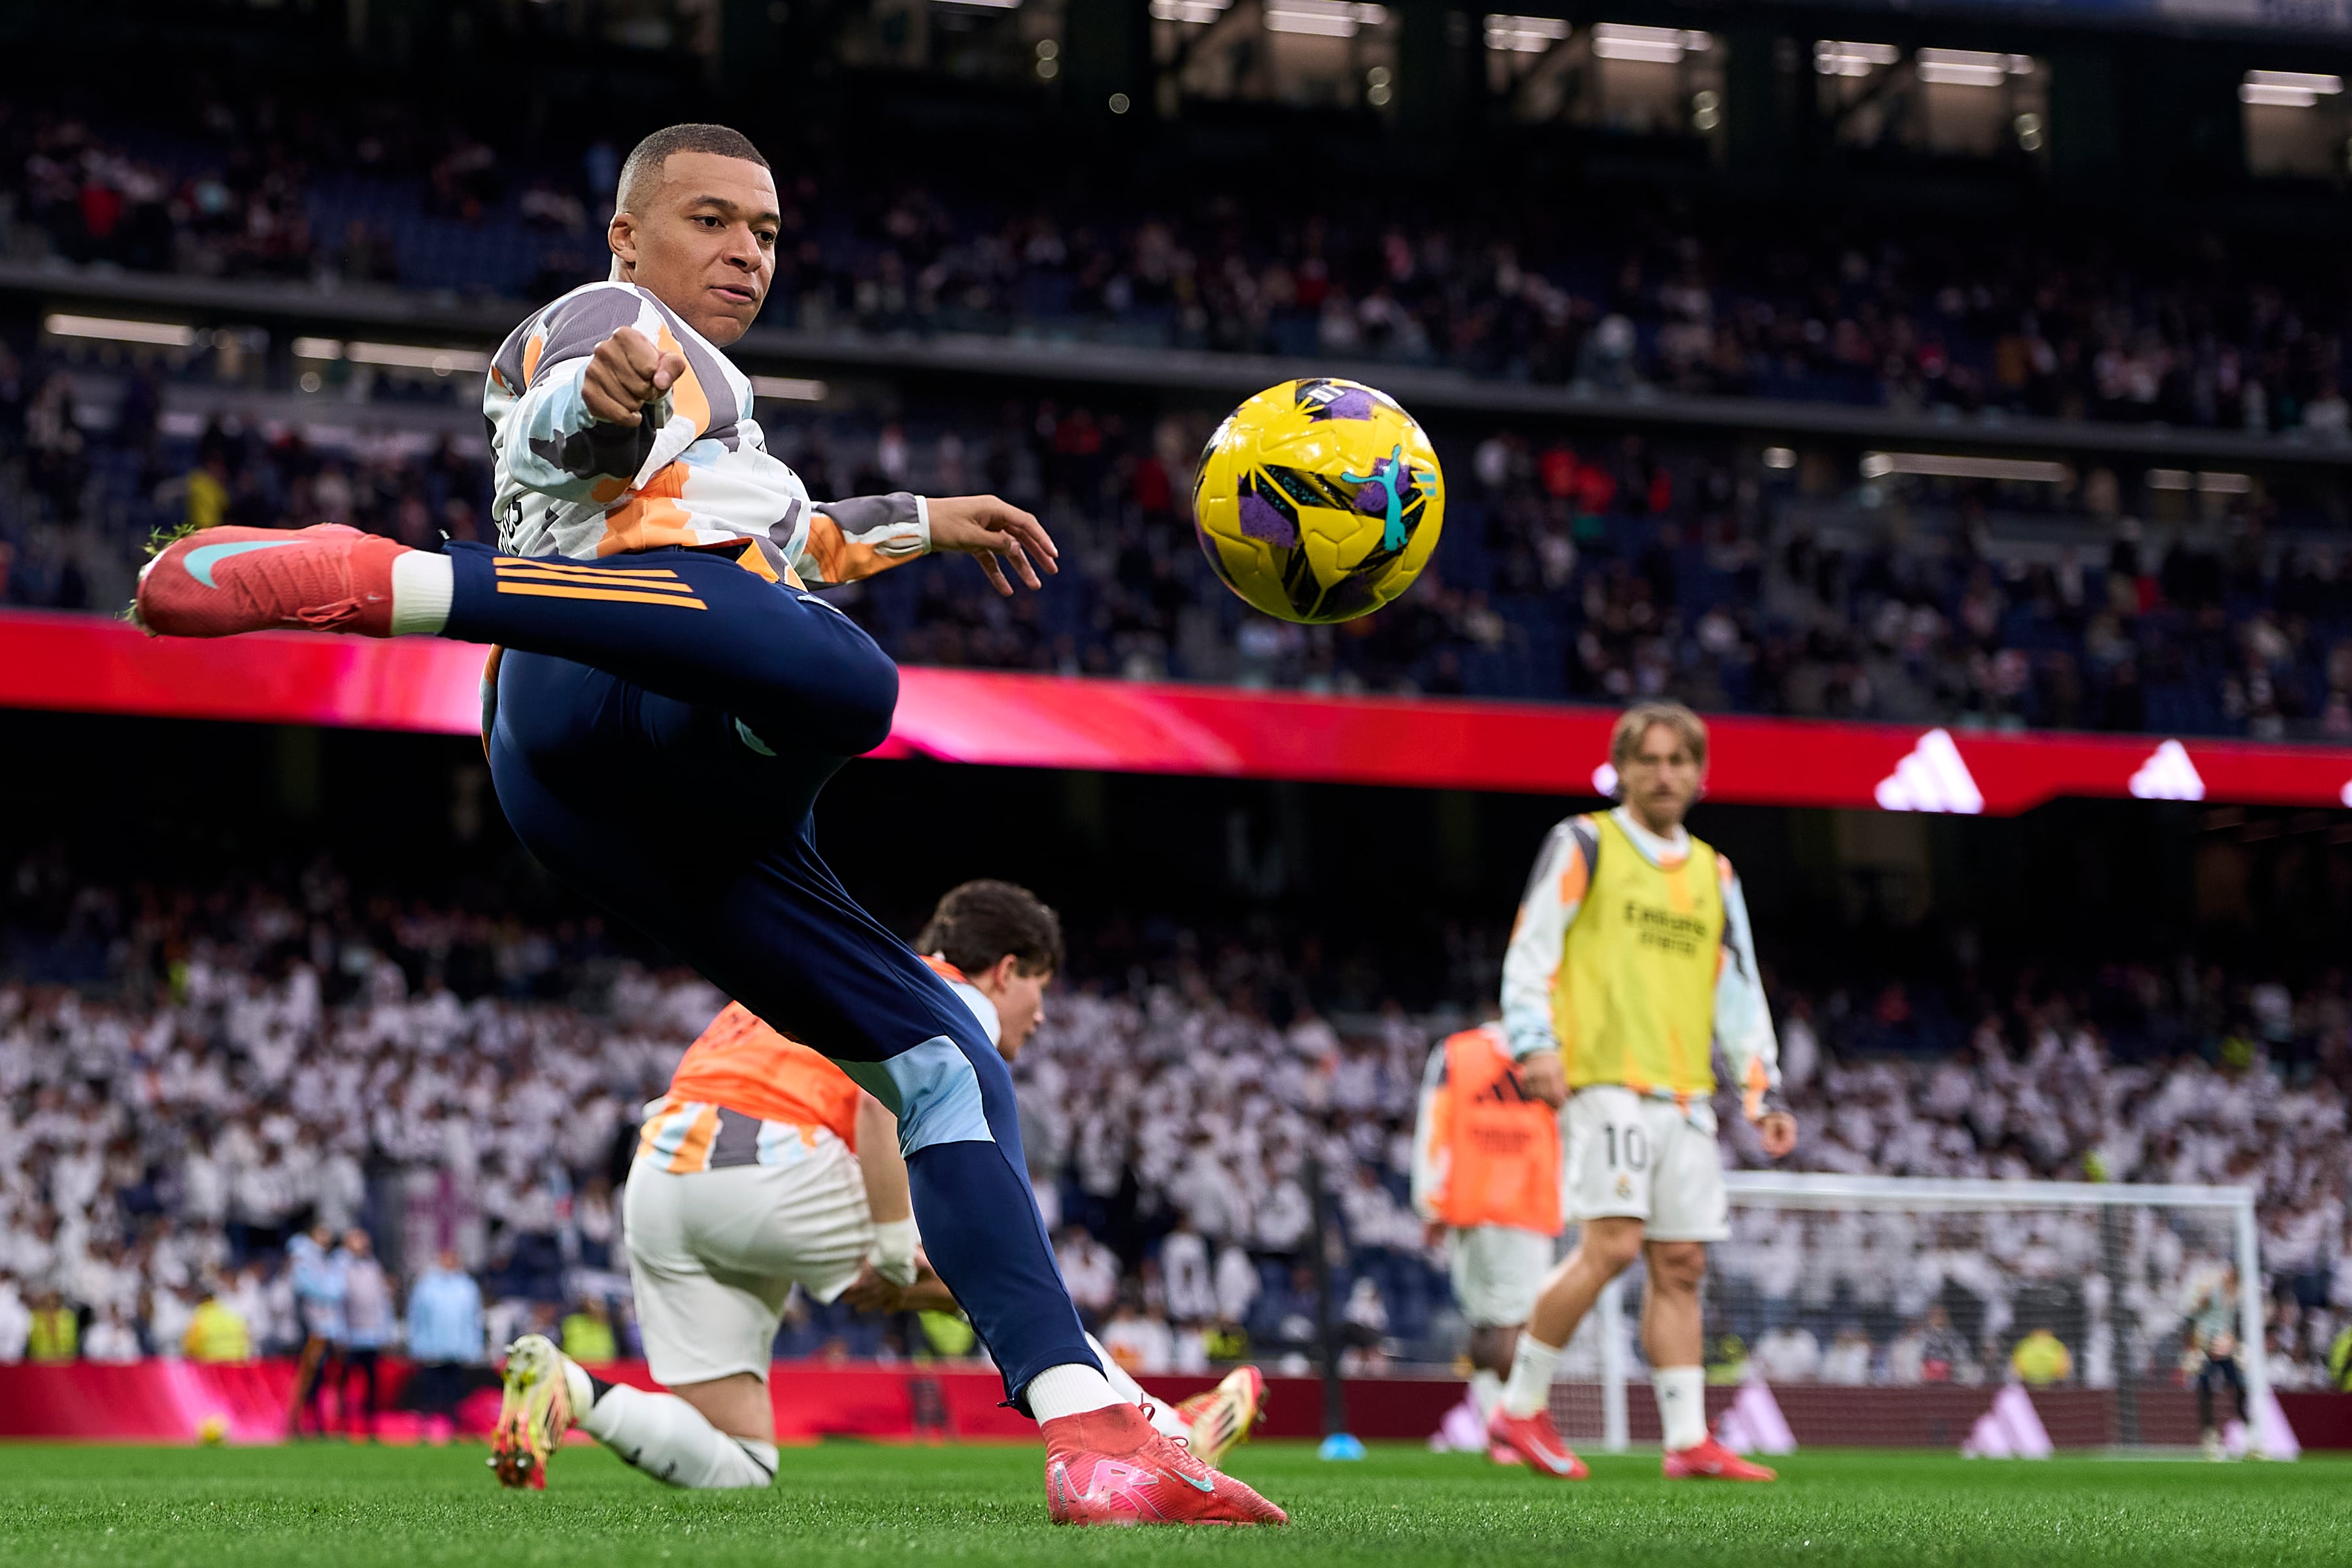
[1485,1407,1588,1478]
[1043,1404,1287,1526]
[1662,1435,1777,1481]
[136,524,409,638]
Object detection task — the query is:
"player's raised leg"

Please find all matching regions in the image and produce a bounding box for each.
[480,657,1280,1526]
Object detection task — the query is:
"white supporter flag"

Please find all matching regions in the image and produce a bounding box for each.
[2128,739,2206,801]
[1873,729,1985,814]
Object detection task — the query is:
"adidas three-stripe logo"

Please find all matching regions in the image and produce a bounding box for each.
[492,556,709,610]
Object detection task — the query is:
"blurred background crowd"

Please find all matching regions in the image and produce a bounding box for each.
[5,93,2351,435]
[0,848,2344,1399]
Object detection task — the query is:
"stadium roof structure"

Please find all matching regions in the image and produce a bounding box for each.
[5,610,2346,814]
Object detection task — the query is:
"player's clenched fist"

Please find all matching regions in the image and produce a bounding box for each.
[582,325,689,426]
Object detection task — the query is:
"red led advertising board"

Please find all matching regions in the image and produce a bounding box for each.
[3,610,2345,814]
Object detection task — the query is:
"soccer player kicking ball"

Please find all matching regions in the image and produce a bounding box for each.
[495,880,1266,1488]
[1410,1014,1562,1455]
[1485,702,1796,1483]
[135,124,1280,1527]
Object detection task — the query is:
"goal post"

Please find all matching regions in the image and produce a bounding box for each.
[1550,1172,2268,1454]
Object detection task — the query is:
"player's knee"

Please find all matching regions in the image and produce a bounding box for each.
[1577,1222,1645,1276]
[1648,1241,1707,1293]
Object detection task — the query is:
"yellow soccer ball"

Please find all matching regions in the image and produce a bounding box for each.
[1192,378,1443,624]
[197,1414,228,1446]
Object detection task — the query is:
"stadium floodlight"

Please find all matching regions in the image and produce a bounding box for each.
[1484,13,1570,54]
[294,338,493,376]
[1264,0,1385,36]
[1151,0,1230,21]
[1814,41,1900,78]
[2241,71,2344,108]
[1860,452,2071,484]
[42,313,197,348]
[1916,47,2034,87]
[2147,469,2253,494]
[1548,1173,2274,1454]
[1590,22,1711,63]
[750,375,830,402]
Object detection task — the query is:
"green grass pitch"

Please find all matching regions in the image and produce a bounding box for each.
[3,1442,2344,1567]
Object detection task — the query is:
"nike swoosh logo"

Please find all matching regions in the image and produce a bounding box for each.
[1170,1469,1217,1493]
[186,538,307,588]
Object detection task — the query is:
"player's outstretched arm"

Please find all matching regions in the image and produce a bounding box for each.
[926,495,1059,595]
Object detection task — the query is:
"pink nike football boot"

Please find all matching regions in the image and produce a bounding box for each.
[1485,1407,1589,1478]
[1662,1434,1777,1480]
[137,524,409,637]
[1043,1405,1286,1526]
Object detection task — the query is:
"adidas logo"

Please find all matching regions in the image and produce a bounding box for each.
[1873,729,1984,814]
[2128,739,2205,801]
[1591,761,1619,797]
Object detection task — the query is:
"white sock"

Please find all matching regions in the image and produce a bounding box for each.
[1654,1365,1707,1452]
[1086,1333,1185,1440]
[1500,1335,1562,1419]
[389,552,453,636]
[1469,1369,1504,1426]
[577,1381,775,1488]
[1025,1361,1127,1424]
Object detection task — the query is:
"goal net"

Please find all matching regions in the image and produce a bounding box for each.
[1545,1173,2270,1453]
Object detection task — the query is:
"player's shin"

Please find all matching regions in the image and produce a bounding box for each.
[576,1380,777,1489]
[903,1139,1100,1413]
[1653,1365,1707,1451]
[1499,1333,1562,1418]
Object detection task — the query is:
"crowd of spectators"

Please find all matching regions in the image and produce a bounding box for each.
[0,337,2346,741]
[8,95,2352,435]
[0,849,2346,1402]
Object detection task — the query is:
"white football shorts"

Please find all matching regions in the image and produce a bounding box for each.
[623,1136,874,1388]
[1560,1084,1728,1243]
[1447,1225,1556,1327]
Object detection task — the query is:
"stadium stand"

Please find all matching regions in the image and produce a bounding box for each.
[0,852,2344,1392]
[2,354,2347,740]
[6,94,2352,433]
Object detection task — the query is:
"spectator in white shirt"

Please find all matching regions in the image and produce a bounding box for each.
[82,1303,142,1363]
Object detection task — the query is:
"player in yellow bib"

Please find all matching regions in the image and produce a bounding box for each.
[1486,702,1798,1482]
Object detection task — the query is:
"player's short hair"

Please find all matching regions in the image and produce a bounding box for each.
[918,880,1064,978]
[615,124,770,214]
[1610,701,1709,769]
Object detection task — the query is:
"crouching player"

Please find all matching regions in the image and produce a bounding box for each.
[496,881,1265,1488]
[1486,703,1797,1482]
[1410,1014,1561,1454]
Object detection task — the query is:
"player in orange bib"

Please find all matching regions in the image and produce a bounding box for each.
[1411,1016,1563,1461]
[494,882,1266,1500]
